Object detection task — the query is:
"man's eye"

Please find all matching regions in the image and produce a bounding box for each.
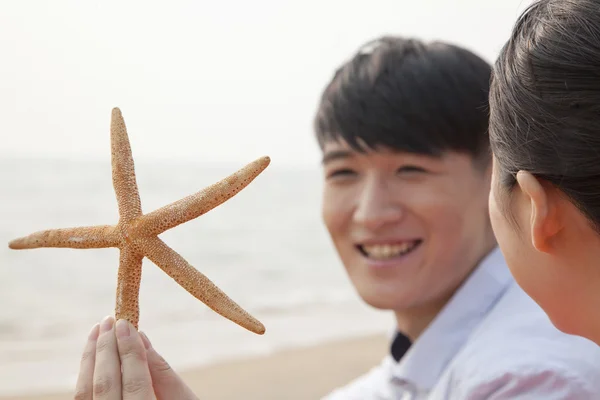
[397,165,426,174]
[327,169,356,179]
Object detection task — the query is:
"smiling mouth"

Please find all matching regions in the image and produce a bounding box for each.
[357,240,423,260]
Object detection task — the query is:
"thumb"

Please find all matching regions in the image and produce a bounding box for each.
[139,331,199,400]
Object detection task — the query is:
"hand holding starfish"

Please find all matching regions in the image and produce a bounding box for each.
[9,108,269,334]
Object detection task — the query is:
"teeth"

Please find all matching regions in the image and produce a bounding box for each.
[362,242,418,260]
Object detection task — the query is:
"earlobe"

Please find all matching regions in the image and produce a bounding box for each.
[516,171,557,253]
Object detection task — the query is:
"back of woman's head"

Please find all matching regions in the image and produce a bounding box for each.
[490,0,600,230]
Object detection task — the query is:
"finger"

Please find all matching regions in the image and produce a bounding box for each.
[140,332,198,400]
[74,323,100,400]
[93,316,121,399]
[115,319,154,399]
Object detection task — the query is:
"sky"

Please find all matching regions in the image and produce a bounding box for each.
[0,0,532,167]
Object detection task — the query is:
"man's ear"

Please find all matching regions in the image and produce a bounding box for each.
[516,171,561,252]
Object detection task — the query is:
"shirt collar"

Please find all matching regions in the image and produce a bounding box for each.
[391,246,513,391]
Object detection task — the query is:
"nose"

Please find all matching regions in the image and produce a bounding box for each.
[353,177,403,230]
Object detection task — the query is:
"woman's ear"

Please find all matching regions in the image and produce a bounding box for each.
[516,171,562,253]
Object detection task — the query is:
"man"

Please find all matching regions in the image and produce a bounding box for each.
[314,36,600,399]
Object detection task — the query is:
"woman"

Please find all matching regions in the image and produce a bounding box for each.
[488,0,600,345]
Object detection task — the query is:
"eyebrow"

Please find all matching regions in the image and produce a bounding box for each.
[321,150,353,165]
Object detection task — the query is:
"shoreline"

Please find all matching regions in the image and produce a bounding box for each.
[0,333,389,400]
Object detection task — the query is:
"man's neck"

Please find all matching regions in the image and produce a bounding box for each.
[394,242,497,341]
[393,292,454,342]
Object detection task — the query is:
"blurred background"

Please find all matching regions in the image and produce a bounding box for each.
[0,0,531,398]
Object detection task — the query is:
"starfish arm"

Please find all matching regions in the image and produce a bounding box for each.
[111,107,142,222]
[136,237,265,335]
[130,156,270,238]
[114,245,144,330]
[8,225,118,249]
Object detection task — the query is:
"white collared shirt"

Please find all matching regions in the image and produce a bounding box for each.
[322,248,600,399]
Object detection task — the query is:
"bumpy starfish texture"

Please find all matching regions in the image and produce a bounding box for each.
[8,108,269,334]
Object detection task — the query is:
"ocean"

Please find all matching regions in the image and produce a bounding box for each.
[0,157,392,396]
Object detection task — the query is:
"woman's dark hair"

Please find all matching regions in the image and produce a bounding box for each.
[314,36,492,162]
[490,0,600,230]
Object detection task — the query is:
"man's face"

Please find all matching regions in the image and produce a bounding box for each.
[321,140,495,312]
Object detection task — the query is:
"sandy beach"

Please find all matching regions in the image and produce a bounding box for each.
[0,334,388,400]
[1,159,394,399]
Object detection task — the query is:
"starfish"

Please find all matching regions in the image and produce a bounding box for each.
[8,107,269,335]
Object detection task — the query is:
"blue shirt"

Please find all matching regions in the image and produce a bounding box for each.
[322,247,600,399]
